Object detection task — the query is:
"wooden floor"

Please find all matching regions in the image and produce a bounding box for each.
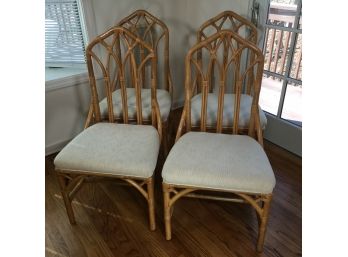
[46,110,302,257]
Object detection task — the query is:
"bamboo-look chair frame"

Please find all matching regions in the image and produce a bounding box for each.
[163,30,272,252]
[84,10,173,153]
[56,27,162,231]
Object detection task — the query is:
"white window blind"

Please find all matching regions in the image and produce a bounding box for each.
[45,0,86,66]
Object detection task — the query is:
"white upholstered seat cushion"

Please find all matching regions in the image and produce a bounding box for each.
[190,93,267,129]
[99,88,171,122]
[54,123,160,178]
[162,132,276,194]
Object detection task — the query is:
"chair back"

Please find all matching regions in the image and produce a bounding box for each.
[177,30,264,144]
[117,10,172,94]
[86,27,162,131]
[197,11,258,95]
[197,10,257,44]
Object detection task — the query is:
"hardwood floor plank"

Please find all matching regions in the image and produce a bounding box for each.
[46,174,116,257]
[76,183,151,257]
[100,183,177,257]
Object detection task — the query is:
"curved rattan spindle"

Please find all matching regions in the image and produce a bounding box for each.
[122,36,143,124]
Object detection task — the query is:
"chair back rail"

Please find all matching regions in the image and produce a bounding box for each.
[177,30,264,144]
[196,11,258,96]
[86,27,162,139]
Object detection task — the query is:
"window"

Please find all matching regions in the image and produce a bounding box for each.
[45,0,87,68]
[259,0,302,126]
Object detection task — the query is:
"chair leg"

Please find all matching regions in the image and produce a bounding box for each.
[57,173,76,225]
[255,200,264,226]
[256,194,272,252]
[147,177,156,231]
[163,183,172,240]
[162,122,169,157]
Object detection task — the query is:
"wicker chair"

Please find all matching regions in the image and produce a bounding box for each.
[162,30,276,252]
[85,10,173,154]
[54,27,163,231]
[192,11,267,135]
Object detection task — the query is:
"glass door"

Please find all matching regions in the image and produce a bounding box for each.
[252,0,302,156]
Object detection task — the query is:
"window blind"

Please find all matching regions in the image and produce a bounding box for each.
[45,0,86,66]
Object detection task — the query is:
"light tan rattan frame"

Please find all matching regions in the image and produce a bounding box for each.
[85,10,173,154]
[163,30,272,252]
[56,27,162,231]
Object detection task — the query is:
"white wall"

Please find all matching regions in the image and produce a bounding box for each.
[45,0,252,155]
[45,81,91,155]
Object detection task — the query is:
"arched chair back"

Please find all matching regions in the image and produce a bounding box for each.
[117,10,172,95]
[85,12,172,153]
[198,10,257,44]
[197,11,258,96]
[86,26,162,134]
[177,30,264,145]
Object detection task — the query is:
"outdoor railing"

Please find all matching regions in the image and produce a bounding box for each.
[263,3,302,84]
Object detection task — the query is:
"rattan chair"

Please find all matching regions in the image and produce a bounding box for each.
[162,30,276,252]
[54,27,163,231]
[85,10,173,154]
[192,11,267,134]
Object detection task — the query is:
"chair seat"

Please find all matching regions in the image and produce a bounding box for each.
[99,88,171,122]
[191,93,267,129]
[54,123,160,178]
[162,132,275,194]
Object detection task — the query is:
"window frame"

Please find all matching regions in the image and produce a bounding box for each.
[45,0,97,91]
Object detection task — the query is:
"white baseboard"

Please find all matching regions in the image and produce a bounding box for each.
[45,138,72,156]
